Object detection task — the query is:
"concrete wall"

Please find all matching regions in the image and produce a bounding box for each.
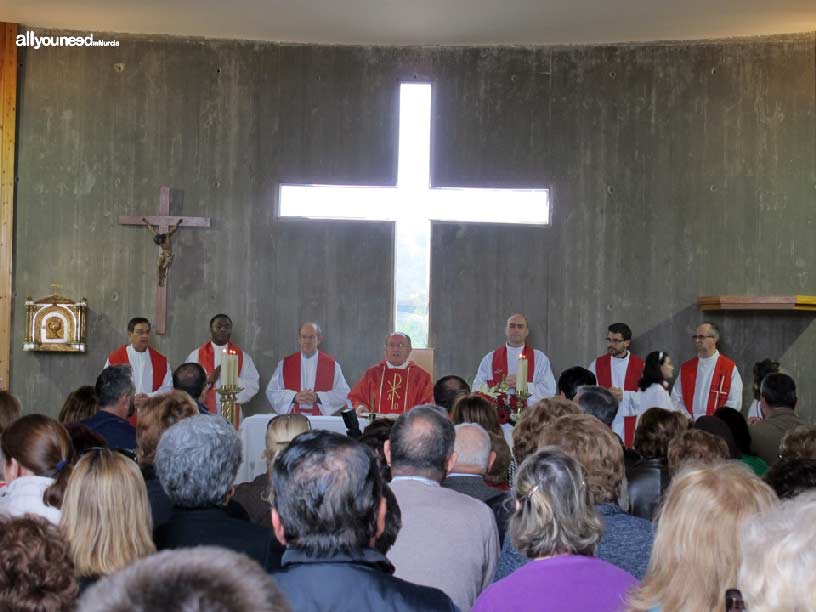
[12,30,816,419]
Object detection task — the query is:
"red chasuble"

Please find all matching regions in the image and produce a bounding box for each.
[680,355,736,417]
[108,345,168,426]
[198,341,244,415]
[348,361,433,415]
[488,345,535,387]
[595,353,645,448]
[282,351,337,416]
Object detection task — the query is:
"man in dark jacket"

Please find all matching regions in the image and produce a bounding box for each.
[270,430,455,612]
[154,415,283,570]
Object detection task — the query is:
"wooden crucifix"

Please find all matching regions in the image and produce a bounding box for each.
[119,186,210,335]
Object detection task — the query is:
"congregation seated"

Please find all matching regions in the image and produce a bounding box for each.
[0,515,79,612]
[153,414,284,570]
[763,457,816,499]
[58,385,97,423]
[60,447,155,592]
[0,414,73,524]
[473,449,637,612]
[626,407,688,520]
[667,429,729,475]
[78,547,290,612]
[386,405,499,611]
[713,406,768,475]
[81,365,136,451]
[270,429,455,611]
[135,390,199,527]
[627,462,777,612]
[738,490,816,611]
[451,393,512,487]
[511,396,580,465]
[232,413,311,528]
[497,413,653,581]
[442,423,512,547]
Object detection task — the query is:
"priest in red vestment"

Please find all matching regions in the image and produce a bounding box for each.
[671,322,743,420]
[349,332,433,415]
[184,314,261,417]
[588,322,644,446]
[104,317,173,425]
[266,322,351,415]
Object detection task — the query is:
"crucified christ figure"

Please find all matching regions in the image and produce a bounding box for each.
[143,217,182,287]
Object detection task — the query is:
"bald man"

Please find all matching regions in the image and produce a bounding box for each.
[266,322,350,415]
[472,313,556,404]
[348,332,433,415]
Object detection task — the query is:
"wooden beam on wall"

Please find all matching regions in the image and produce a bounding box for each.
[0,23,17,389]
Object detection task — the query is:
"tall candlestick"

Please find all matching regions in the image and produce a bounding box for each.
[516,353,528,396]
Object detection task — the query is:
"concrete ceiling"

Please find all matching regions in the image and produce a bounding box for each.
[3,0,816,46]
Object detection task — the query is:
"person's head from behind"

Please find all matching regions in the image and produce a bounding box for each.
[95,365,134,418]
[264,413,311,470]
[451,393,501,435]
[269,430,384,555]
[510,448,601,560]
[628,462,777,612]
[752,358,781,401]
[60,448,155,578]
[155,415,241,508]
[634,407,689,461]
[359,418,394,479]
[374,484,402,556]
[512,396,581,466]
[779,425,816,461]
[713,407,753,457]
[574,385,618,428]
[0,515,78,612]
[539,413,624,505]
[136,390,199,467]
[63,423,107,456]
[172,362,208,402]
[386,405,455,483]
[759,372,797,416]
[764,458,816,500]
[77,547,290,612]
[739,490,816,612]
[667,429,730,475]
[452,423,494,475]
[1,414,74,509]
[638,351,674,391]
[693,416,740,459]
[0,390,22,435]
[433,375,470,413]
[58,386,96,423]
[557,367,596,401]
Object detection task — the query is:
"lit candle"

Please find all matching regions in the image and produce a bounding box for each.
[516,353,528,396]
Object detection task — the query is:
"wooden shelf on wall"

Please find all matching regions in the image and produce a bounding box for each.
[698,295,816,312]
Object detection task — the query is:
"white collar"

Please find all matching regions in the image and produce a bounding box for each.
[447,473,484,478]
[611,351,629,361]
[391,475,439,487]
[211,341,229,351]
[699,350,720,362]
[302,351,318,361]
[386,361,409,370]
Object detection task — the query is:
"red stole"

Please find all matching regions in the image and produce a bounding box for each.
[198,341,244,414]
[375,363,418,415]
[680,355,736,417]
[595,353,644,448]
[109,345,168,427]
[488,345,535,387]
[282,351,336,416]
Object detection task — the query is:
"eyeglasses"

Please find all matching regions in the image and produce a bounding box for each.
[691,335,716,341]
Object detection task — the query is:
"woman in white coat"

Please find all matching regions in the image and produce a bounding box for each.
[637,351,677,413]
[0,414,74,524]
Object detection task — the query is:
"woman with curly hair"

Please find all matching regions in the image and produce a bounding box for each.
[0,515,79,612]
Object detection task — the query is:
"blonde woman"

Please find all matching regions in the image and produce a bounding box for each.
[626,462,777,612]
[232,413,311,527]
[60,448,155,592]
